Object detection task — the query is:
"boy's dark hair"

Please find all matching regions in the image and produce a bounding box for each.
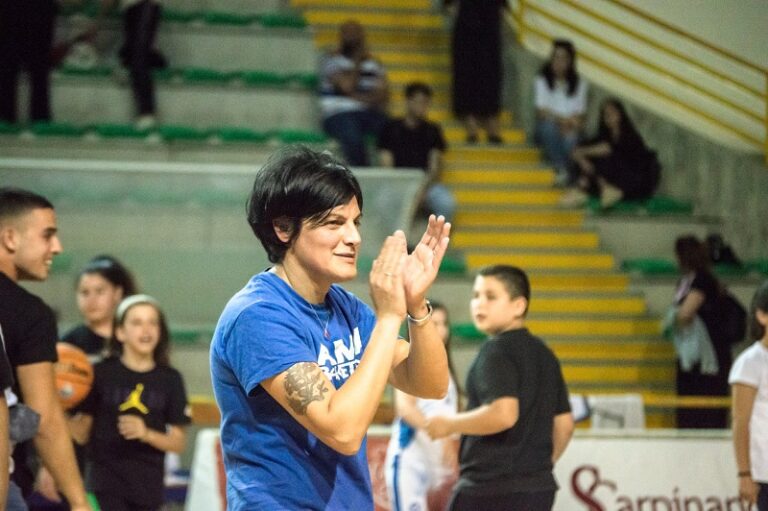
[0,187,54,225]
[78,255,138,297]
[405,81,433,99]
[478,265,531,315]
[675,235,711,273]
[246,146,363,263]
[749,280,768,341]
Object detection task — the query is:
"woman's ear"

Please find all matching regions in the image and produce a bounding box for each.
[273,217,293,243]
[756,308,768,327]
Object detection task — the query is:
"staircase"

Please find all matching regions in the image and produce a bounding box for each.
[292,0,677,427]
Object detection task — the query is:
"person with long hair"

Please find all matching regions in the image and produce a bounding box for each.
[63,255,138,361]
[534,40,589,186]
[730,280,768,510]
[673,235,731,428]
[71,295,190,511]
[385,300,461,511]
[210,147,451,510]
[560,98,660,208]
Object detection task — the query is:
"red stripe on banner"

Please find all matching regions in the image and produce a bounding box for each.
[215,438,227,510]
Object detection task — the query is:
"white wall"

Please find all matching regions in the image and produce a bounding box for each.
[621,0,768,66]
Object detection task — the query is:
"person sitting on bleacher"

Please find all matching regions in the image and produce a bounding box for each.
[319,20,389,166]
[377,82,456,222]
[560,98,660,209]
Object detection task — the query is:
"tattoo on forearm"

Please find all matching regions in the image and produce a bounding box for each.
[284,363,329,415]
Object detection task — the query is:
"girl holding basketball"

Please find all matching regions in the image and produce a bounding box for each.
[72,294,190,511]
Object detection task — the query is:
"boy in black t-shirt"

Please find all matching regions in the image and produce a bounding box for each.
[0,187,92,510]
[378,82,456,222]
[426,265,574,511]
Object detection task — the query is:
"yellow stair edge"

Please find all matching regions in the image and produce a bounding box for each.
[293,0,432,9]
[456,210,584,228]
[527,318,660,336]
[466,252,615,271]
[531,297,647,315]
[526,274,629,292]
[563,365,673,384]
[452,231,600,249]
[444,169,550,185]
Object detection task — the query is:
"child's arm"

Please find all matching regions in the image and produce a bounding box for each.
[67,413,93,445]
[425,397,518,439]
[551,411,575,463]
[117,415,186,454]
[393,389,427,429]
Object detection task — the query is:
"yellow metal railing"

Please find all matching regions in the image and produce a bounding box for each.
[510,0,768,162]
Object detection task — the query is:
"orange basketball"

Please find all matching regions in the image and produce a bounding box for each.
[55,342,94,410]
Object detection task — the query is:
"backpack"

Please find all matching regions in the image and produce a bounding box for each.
[720,291,747,345]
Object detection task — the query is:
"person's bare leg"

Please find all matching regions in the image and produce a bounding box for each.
[463,115,480,143]
[483,115,502,144]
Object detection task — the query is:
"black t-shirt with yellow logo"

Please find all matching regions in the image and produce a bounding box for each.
[80,356,191,507]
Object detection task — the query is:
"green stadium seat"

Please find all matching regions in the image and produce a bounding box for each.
[621,258,678,275]
[91,123,151,139]
[241,71,288,87]
[438,257,467,275]
[202,11,257,26]
[50,253,74,274]
[181,67,235,84]
[0,122,21,135]
[287,72,319,89]
[30,122,86,137]
[747,260,768,275]
[451,323,484,341]
[153,68,178,82]
[258,13,307,29]
[158,125,210,141]
[161,9,202,23]
[587,196,694,216]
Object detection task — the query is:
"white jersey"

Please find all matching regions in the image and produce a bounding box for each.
[385,377,459,511]
[729,341,768,482]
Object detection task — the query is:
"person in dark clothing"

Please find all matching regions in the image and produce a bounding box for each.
[445,0,506,144]
[673,235,732,429]
[0,0,58,123]
[561,98,660,208]
[0,188,92,511]
[426,265,574,511]
[377,82,456,222]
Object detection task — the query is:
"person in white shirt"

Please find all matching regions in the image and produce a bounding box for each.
[319,21,389,166]
[533,40,588,186]
[729,280,768,510]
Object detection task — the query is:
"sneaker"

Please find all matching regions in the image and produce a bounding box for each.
[600,184,624,209]
[135,114,157,131]
[559,188,588,208]
[487,134,503,145]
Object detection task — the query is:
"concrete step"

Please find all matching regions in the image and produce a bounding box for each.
[444,146,537,165]
[313,27,449,51]
[443,127,527,145]
[562,362,673,386]
[549,340,673,361]
[164,0,286,13]
[455,210,585,228]
[45,74,317,129]
[464,251,615,271]
[304,9,444,30]
[443,168,552,186]
[64,21,318,73]
[452,230,600,250]
[292,0,432,10]
[454,188,563,206]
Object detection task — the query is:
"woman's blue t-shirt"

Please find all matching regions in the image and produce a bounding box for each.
[210,271,378,510]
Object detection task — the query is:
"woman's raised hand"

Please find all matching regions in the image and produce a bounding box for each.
[403,215,451,313]
[369,231,408,320]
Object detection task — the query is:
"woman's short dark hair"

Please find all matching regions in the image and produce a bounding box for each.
[478,265,531,316]
[78,255,138,296]
[749,280,768,341]
[675,235,711,273]
[246,146,363,263]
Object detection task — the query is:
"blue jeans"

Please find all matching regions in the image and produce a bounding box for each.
[6,481,29,511]
[534,118,578,177]
[322,109,388,166]
[424,183,456,222]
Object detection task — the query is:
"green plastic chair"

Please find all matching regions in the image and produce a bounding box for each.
[91,123,151,139]
[30,122,86,137]
[181,67,234,84]
[277,130,328,144]
[202,11,257,26]
[621,258,678,275]
[288,72,319,89]
[451,323,484,341]
[241,70,288,87]
[216,127,269,143]
[162,9,202,23]
[258,12,307,29]
[0,122,21,135]
[438,257,467,276]
[158,125,210,141]
[50,253,74,275]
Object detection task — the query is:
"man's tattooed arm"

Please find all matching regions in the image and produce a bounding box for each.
[283,362,330,415]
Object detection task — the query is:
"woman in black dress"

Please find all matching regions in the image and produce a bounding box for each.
[446,0,506,144]
[561,98,659,208]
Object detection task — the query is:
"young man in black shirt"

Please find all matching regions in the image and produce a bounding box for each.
[0,187,92,511]
[378,82,456,222]
[426,265,574,511]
